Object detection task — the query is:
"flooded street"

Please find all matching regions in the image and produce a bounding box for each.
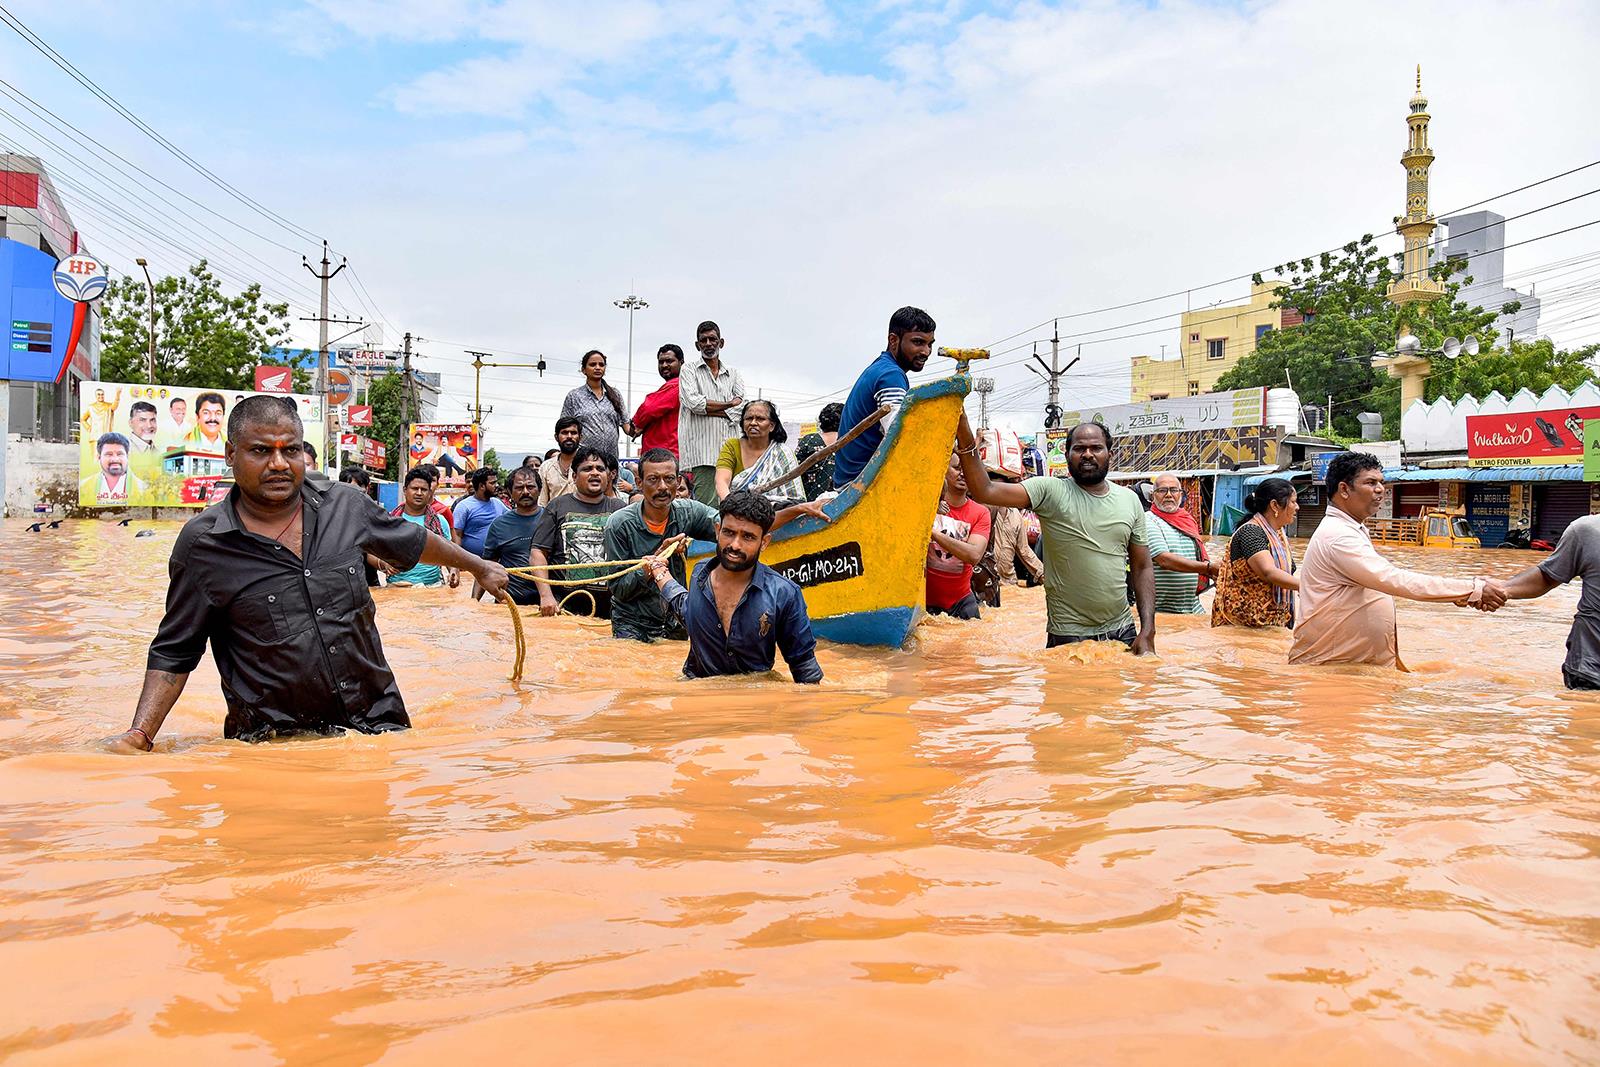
[1,517,1596,1065]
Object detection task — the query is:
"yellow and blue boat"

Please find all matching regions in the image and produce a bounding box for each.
[685,364,972,647]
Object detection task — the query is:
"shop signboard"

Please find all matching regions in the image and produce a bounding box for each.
[1467,404,1600,467]
[254,365,293,393]
[77,381,326,507]
[1585,420,1600,482]
[1060,387,1268,440]
[407,422,480,487]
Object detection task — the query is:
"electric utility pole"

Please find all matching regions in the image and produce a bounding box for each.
[1029,320,1080,428]
[301,240,360,443]
[398,332,413,479]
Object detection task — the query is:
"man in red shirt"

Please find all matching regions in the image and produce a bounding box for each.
[926,452,991,619]
[630,344,683,458]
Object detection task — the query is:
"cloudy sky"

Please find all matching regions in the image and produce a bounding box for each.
[3,0,1597,455]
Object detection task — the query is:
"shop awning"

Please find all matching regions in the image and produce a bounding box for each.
[1380,465,1584,482]
[1111,465,1281,482]
[1244,470,1312,487]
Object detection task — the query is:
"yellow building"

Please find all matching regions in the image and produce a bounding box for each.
[1129,280,1297,401]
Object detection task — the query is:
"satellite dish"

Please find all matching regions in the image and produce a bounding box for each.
[1396,333,1421,355]
[1463,336,1480,356]
[1442,337,1461,359]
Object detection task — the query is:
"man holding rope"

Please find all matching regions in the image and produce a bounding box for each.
[528,446,627,618]
[105,396,509,751]
[605,448,831,642]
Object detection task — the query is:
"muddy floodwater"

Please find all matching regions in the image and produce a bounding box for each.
[1,518,1596,1064]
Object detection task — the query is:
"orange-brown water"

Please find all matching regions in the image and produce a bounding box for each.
[1,518,1596,1065]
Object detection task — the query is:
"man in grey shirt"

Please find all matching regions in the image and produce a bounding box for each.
[1494,514,1600,688]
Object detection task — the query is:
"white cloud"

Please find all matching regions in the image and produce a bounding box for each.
[257,0,1600,443]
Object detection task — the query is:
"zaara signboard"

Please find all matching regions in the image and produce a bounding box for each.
[1059,387,1268,440]
[1466,405,1600,467]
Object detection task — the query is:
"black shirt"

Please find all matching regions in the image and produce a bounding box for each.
[146,477,429,741]
[483,509,543,605]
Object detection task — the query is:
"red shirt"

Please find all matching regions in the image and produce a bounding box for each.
[925,497,991,610]
[632,377,680,457]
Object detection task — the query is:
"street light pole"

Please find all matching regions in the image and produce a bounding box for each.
[135,257,155,384]
[613,292,649,409]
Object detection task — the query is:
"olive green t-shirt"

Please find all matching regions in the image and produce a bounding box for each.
[1024,476,1148,636]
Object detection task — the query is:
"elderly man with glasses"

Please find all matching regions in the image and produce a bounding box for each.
[1143,473,1218,615]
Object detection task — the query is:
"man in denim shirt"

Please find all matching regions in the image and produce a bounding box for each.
[645,490,823,683]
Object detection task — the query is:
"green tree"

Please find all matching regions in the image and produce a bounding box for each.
[99,260,312,391]
[1215,235,1497,437]
[1423,336,1598,402]
[366,371,406,480]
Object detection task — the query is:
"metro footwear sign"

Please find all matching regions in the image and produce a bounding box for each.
[254,365,293,393]
[1466,405,1600,467]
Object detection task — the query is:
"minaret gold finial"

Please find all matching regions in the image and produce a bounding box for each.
[1415,64,1421,92]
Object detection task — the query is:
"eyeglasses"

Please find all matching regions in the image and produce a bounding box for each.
[1153,487,1183,495]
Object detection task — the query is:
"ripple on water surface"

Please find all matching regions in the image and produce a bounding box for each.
[0,519,1596,1064]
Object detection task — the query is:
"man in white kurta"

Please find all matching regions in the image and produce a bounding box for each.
[1290,453,1499,667]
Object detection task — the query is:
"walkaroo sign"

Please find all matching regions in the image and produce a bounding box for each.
[1466,405,1600,467]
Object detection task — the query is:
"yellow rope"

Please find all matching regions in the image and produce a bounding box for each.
[504,535,690,682]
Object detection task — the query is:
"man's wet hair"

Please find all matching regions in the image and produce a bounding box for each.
[403,466,432,487]
[96,432,129,454]
[468,466,496,490]
[130,400,156,418]
[638,447,678,471]
[227,394,301,439]
[416,463,439,484]
[507,465,540,491]
[658,343,684,361]
[696,320,721,338]
[719,489,775,534]
[818,402,844,434]
[338,466,371,488]
[1067,422,1114,450]
[195,391,226,412]
[888,306,936,337]
[1326,451,1384,495]
[571,445,617,474]
[554,415,581,437]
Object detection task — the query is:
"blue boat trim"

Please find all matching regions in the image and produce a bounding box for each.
[812,606,919,647]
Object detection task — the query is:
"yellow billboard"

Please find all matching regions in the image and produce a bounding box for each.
[78,381,327,507]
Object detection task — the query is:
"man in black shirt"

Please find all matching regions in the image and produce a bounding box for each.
[107,396,509,751]
[481,464,543,605]
[528,445,626,618]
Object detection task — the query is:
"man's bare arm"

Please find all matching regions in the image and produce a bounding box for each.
[954,411,1030,508]
[106,669,190,752]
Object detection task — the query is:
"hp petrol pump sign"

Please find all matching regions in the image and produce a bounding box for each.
[52,254,109,302]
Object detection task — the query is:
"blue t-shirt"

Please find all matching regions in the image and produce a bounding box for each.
[832,351,908,488]
[483,509,542,605]
[389,512,443,585]
[453,494,510,556]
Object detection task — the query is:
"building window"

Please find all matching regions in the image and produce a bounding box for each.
[1255,324,1272,342]
[1187,381,1200,397]
[1206,338,1225,360]
[1189,332,1200,343]
[1149,393,1169,401]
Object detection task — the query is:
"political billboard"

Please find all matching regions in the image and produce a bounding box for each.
[407,422,480,487]
[1466,405,1600,467]
[77,381,326,507]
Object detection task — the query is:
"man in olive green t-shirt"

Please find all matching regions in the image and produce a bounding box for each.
[954,413,1156,653]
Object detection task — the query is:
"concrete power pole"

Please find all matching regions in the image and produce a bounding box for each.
[1029,320,1079,429]
[973,377,995,429]
[301,240,355,446]
[398,332,413,479]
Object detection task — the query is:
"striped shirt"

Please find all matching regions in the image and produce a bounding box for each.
[677,359,747,469]
[1143,510,1205,614]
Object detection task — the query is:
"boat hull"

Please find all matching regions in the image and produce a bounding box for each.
[686,375,969,647]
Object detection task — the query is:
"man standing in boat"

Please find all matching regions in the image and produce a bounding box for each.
[105,395,509,751]
[643,490,823,682]
[954,413,1158,654]
[832,306,936,489]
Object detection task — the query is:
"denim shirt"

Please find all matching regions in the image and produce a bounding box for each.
[660,560,823,683]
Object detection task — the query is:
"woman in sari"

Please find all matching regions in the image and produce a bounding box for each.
[1212,477,1300,629]
[716,399,804,505]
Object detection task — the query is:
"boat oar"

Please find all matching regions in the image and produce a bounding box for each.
[751,404,891,495]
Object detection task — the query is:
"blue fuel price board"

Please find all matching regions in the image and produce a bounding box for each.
[11,319,52,353]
